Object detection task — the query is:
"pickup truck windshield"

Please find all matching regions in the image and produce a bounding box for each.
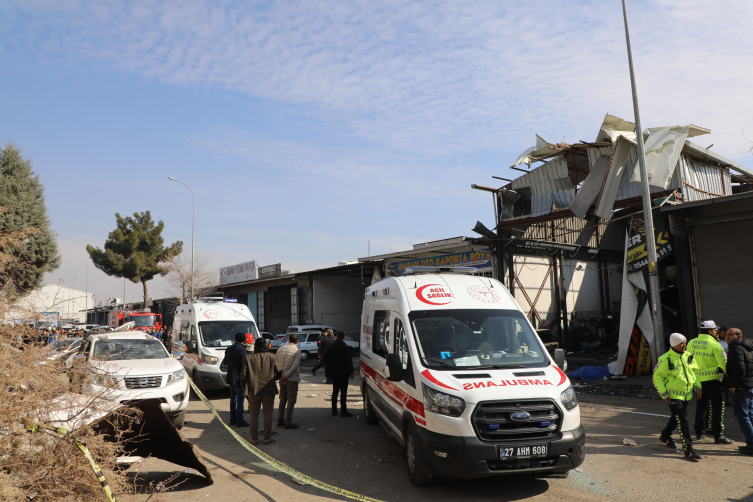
[408,309,547,370]
[92,339,168,360]
[199,321,259,347]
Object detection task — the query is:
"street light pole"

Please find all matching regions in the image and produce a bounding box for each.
[75,256,89,320]
[168,177,195,302]
[620,0,665,356]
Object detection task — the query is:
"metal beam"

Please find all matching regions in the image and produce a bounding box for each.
[686,211,753,228]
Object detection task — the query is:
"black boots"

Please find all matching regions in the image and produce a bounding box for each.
[659,434,676,449]
[340,410,353,418]
[685,448,702,462]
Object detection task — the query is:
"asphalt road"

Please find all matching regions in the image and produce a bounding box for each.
[128,359,753,502]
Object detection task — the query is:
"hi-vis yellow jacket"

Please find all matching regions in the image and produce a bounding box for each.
[687,333,727,382]
[653,349,701,401]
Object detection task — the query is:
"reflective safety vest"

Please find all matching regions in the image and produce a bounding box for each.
[653,349,701,401]
[687,333,727,382]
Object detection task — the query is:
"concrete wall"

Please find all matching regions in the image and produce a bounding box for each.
[312,275,365,334]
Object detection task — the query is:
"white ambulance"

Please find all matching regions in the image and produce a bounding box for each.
[360,268,584,485]
[171,299,261,392]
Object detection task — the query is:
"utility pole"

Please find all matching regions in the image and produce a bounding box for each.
[621,0,665,355]
[168,177,195,302]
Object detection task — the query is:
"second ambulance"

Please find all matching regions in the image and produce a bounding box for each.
[360,268,585,485]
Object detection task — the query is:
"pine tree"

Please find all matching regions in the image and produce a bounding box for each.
[87,212,183,308]
[0,142,61,295]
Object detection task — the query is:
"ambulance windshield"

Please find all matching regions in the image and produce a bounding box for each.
[408,309,547,370]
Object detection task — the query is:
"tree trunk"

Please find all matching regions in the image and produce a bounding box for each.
[142,280,148,310]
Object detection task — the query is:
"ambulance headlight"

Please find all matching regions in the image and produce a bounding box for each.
[560,385,578,411]
[422,384,465,417]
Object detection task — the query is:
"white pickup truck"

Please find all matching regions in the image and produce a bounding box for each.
[66,332,189,429]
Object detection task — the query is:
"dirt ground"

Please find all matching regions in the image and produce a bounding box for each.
[128,358,753,502]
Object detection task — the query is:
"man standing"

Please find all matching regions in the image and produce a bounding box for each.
[322,331,354,417]
[240,338,281,445]
[726,328,753,456]
[221,332,249,427]
[312,329,335,380]
[687,320,734,444]
[654,333,703,461]
[276,333,301,429]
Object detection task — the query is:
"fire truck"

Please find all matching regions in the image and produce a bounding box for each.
[108,308,162,331]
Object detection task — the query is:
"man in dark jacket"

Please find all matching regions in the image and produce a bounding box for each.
[312,328,335,381]
[221,332,249,427]
[240,338,281,445]
[726,328,753,455]
[322,332,354,417]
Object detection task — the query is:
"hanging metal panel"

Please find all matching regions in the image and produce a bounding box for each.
[679,155,731,202]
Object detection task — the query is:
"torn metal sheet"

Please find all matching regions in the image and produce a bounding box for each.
[595,114,636,143]
[499,189,522,220]
[511,157,575,217]
[645,124,710,139]
[629,126,689,189]
[569,154,610,219]
[92,399,213,484]
[594,135,636,220]
[511,134,560,167]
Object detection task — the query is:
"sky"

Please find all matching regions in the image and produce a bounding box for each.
[1,0,752,303]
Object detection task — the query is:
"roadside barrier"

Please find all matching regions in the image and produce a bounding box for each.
[188,378,385,502]
[26,424,117,502]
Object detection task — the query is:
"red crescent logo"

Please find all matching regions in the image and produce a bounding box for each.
[416,284,454,305]
[554,365,568,386]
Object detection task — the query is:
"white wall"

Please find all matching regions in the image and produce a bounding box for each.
[510,256,606,323]
[10,284,95,325]
[312,275,365,334]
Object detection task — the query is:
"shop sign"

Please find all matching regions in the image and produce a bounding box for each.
[259,263,282,279]
[220,260,258,285]
[626,216,672,273]
[387,249,492,277]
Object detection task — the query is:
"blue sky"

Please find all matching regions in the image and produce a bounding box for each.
[1,0,752,302]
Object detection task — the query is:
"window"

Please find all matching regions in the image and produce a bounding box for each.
[408,309,547,370]
[306,333,320,343]
[372,310,391,359]
[394,317,415,387]
[198,321,259,348]
[92,339,168,361]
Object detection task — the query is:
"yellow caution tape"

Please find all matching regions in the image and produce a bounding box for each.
[188,378,385,502]
[26,424,117,502]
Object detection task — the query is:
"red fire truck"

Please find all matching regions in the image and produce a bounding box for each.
[108,309,162,331]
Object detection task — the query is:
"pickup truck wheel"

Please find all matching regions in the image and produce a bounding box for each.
[300,351,310,361]
[363,389,379,424]
[170,410,186,430]
[404,421,433,486]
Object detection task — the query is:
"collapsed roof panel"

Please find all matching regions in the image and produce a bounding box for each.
[569,153,610,219]
[595,113,636,143]
[511,134,560,167]
[629,125,708,189]
[511,157,574,217]
[594,135,636,220]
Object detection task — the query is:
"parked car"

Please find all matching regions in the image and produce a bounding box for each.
[261,332,279,352]
[286,324,333,334]
[40,337,83,365]
[279,331,322,361]
[66,332,189,429]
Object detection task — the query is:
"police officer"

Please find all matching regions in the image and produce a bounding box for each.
[654,333,703,461]
[687,320,734,444]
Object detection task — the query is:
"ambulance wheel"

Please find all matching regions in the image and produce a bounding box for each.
[363,389,379,425]
[404,421,433,486]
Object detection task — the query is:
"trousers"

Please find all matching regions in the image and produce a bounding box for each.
[229,384,245,421]
[331,376,349,410]
[278,380,299,424]
[248,395,274,440]
[662,399,693,451]
[733,388,753,448]
[695,379,725,437]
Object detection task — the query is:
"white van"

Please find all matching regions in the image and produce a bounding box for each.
[171,299,261,391]
[360,268,585,485]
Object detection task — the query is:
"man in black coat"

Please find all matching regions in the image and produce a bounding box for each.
[322,331,355,417]
[221,332,250,427]
[727,328,753,455]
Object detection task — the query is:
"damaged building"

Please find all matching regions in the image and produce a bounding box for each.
[471,114,753,356]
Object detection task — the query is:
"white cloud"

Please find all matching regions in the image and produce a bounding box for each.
[3,0,752,163]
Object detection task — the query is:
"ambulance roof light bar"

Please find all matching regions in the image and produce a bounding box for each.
[403,266,478,276]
